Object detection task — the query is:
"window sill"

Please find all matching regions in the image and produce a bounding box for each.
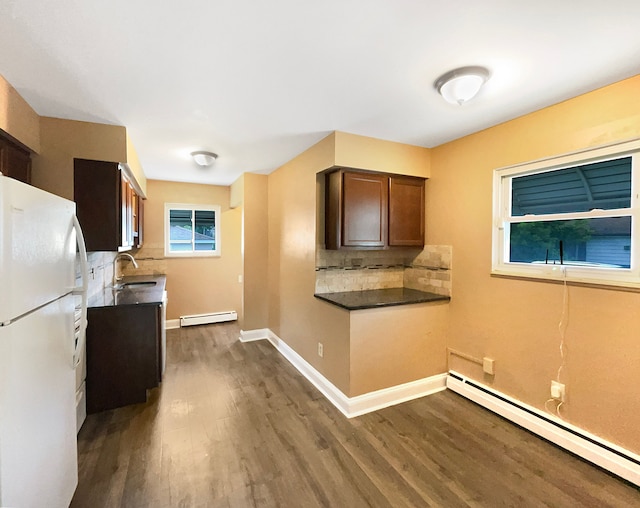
[490,268,640,293]
[165,252,221,258]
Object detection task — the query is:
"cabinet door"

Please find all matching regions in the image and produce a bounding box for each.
[121,178,134,248]
[0,137,31,184]
[74,159,122,251]
[135,196,144,248]
[389,175,425,247]
[86,304,159,414]
[342,171,388,248]
[132,191,139,246]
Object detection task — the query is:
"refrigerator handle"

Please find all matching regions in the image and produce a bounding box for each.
[72,215,88,368]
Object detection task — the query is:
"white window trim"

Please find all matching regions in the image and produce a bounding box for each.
[164,203,221,257]
[492,138,640,289]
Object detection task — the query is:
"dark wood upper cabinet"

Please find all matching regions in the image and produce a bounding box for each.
[133,190,143,248]
[325,168,425,250]
[74,158,144,252]
[389,175,425,247]
[0,136,32,184]
[342,171,388,248]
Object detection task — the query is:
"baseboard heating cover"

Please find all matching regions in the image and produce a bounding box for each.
[180,311,237,327]
[447,371,640,486]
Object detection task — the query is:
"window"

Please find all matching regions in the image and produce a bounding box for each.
[164,203,221,257]
[492,139,640,288]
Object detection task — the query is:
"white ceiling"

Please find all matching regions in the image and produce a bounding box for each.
[1,1,639,186]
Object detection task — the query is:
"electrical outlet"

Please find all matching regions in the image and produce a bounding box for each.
[482,357,495,375]
[317,342,324,358]
[551,380,565,401]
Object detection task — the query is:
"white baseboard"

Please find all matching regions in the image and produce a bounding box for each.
[345,373,447,418]
[239,328,270,342]
[240,328,446,418]
[165,319,180,330]
[447,371,640,486]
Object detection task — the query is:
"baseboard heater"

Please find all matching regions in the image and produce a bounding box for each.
[179,311,237,327]
[447,371,640,487]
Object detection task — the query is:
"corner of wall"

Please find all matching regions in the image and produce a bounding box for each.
[230,173,245,208]
[32,117,128,200]
[125,133,147,197]
[0,73,40,152]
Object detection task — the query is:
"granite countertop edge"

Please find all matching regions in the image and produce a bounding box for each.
[314,288,450,311]
[88,274,167,308]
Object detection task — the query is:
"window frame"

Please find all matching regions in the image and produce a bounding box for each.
[492,138,640,289]
[164,203,221,258]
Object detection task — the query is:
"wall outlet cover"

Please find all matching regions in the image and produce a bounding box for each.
[551,380,565,401]
[482,357,495,375]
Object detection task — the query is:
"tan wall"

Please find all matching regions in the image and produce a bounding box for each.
[267,131,432,396]
[141,179,242,321]
[350,302,449,396]
[242,173,269,330]
[229,174,244,209]
[429,75,640,453]
[0,73,146,199]
[32,117,127,200]
[126,133,147,197]
[334,131,430,178]
[0,73,40,152]
[268,133,352,393]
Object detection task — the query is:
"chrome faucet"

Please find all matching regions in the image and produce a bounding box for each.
[113,253,139,285]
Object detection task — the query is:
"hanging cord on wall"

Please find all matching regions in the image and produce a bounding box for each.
[545,267,569,418]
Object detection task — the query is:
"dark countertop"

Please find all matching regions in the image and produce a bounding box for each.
[88,275,167,308]
[314,287,450,311]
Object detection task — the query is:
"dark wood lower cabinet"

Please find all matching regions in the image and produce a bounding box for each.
[86,304,160,414]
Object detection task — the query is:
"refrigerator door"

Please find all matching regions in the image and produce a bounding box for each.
[0,176,76,323]
[0,294,78,508]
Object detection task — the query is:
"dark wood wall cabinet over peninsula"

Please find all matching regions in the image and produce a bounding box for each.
[325,168,425,249]
[74,158,144,251]
[0,135,32,184]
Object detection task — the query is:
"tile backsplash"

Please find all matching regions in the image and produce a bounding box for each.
[315,245,452,296]
[403,245,452,296]
[76,246,166,301]
[76,251,117,300]
[120,243,167,277]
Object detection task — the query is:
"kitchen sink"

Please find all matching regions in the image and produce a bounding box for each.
[113,281,157,290]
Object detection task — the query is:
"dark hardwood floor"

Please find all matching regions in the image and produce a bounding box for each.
[71,323,640,507]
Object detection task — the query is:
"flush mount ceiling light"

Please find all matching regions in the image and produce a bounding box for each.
[191,150,218,167]
[434,66,490,106]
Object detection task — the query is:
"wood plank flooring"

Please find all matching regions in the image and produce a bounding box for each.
[71,323,640,507]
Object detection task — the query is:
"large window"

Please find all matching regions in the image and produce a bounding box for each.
[164,203,220,257]
[492,139,640,288]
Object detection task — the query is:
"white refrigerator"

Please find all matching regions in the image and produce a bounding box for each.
[0,175,88,508]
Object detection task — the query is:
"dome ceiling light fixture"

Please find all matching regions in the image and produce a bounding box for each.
[434,66,490,106]
[191,150,218,167]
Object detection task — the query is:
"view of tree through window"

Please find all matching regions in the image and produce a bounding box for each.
[509,217,631,267]
[508,157,632,268]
